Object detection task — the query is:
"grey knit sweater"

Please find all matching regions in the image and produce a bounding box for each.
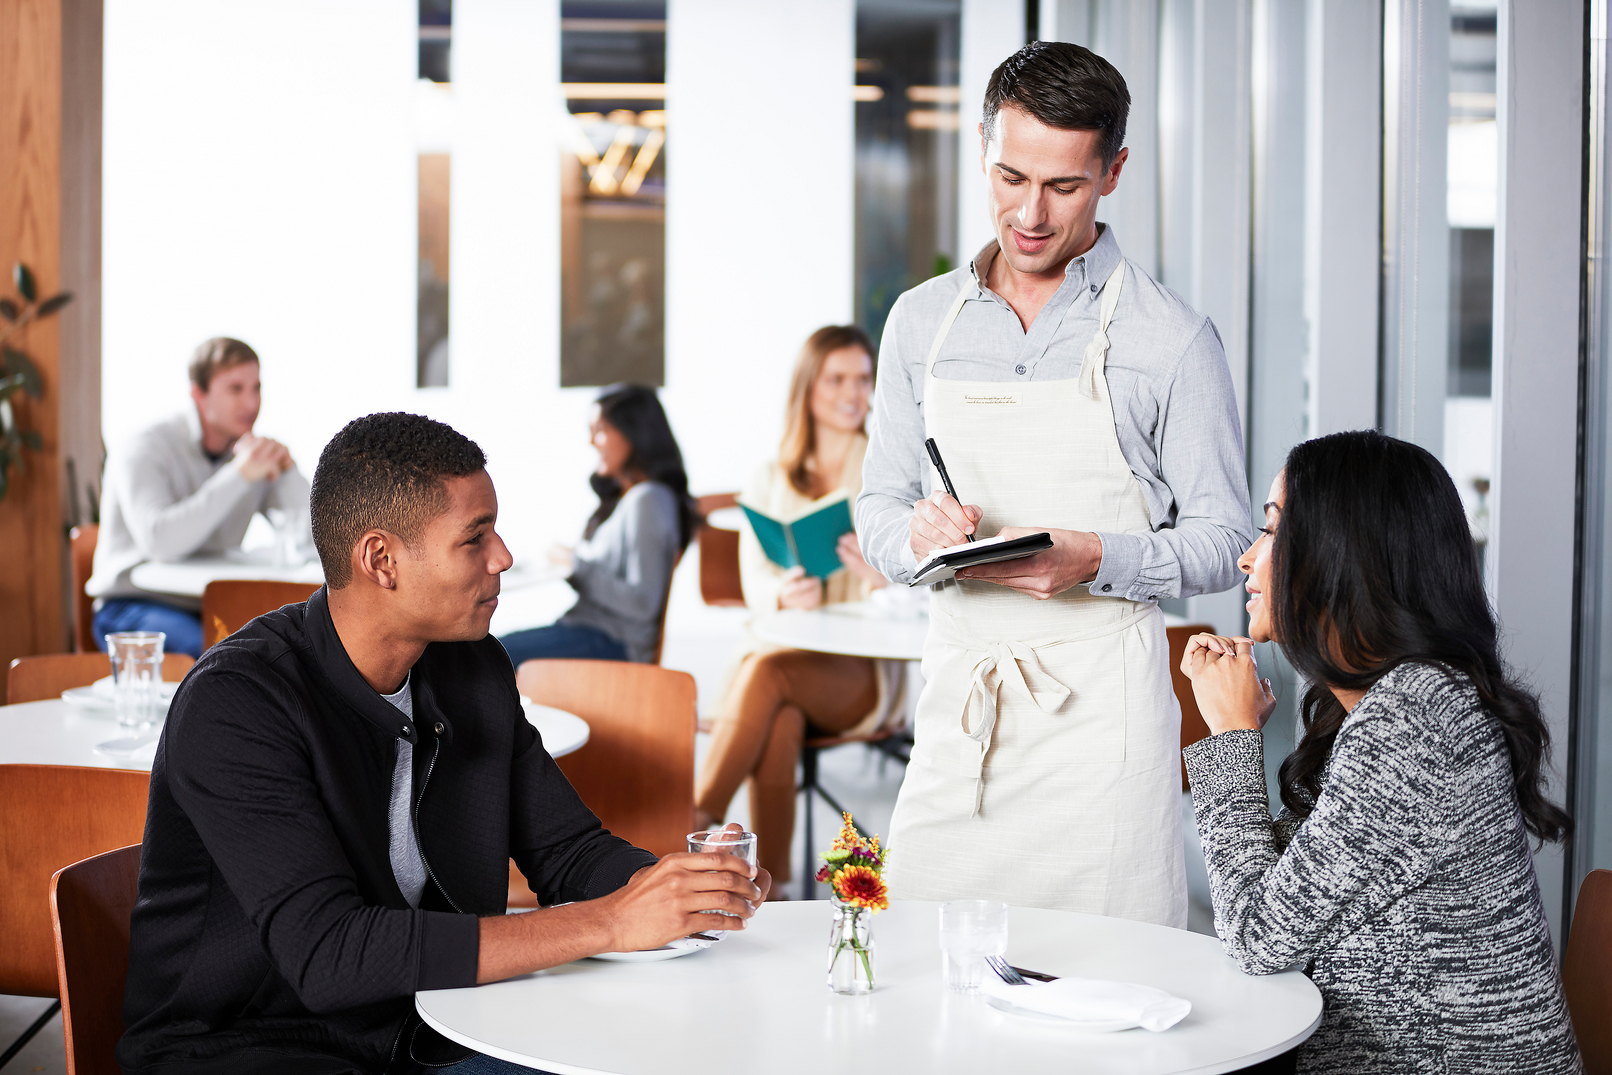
[1184,662,1581,1074]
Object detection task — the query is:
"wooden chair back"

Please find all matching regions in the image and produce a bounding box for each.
[1167,624,1215,792]
[70,525,99,653]
[510,660,696,906]
[0,766,150,998]
[1566,868,1612,1074]
[51,844,141,1075]
[695,493,745,608]
[201,580,320,650]
[7,653,195,705]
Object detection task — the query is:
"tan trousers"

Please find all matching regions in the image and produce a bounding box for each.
[695,649,878,883]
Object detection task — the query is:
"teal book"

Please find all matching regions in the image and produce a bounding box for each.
[738,493,854,580]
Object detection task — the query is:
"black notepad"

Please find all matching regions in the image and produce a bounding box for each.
[908,532,1054,586]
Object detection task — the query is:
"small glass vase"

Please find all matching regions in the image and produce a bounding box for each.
[826,898,875,995]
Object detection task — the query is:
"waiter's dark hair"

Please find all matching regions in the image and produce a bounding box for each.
[981,41,1130,166]
[310,412,487,589]
[1271,430,1570,845]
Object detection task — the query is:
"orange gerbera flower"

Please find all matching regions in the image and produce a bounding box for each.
[832,865,889,910]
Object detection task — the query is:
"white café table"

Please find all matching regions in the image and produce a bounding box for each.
[416,899,1322,1075]
[0,697,590,771]
[130,551,565,600]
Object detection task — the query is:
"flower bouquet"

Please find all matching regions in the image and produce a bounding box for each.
[818,812,888,995]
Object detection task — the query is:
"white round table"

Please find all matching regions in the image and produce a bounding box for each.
[0,697,590,771]
[749,601,931,661]
[130,552,566,600]
[416,900,1321,1075]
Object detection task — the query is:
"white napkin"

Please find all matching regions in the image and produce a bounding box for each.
[982,975,1192,1032]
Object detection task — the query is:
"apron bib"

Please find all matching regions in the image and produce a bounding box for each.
[885,261,1186,927]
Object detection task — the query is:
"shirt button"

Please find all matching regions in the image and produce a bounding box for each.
[1015,363,1027,375]
[1101,584,1112,593]
[434,722,445,735]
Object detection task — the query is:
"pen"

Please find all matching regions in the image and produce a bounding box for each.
[924,437,973,542]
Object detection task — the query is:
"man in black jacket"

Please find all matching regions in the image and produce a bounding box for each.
[118,413,766,1075]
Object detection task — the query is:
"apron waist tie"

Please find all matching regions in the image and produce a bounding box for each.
[960,640,1073,817]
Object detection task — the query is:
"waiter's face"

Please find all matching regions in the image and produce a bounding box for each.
[1239,472,1283,643]
[981,106,1126,277]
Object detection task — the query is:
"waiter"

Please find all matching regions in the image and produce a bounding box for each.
[856,41,1250,927]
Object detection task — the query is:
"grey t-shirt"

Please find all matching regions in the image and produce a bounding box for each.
[380,675,428,909]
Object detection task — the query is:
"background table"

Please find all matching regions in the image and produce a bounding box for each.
[749,601,930,660]
[0,698,589,771]
[131,551,564,600]
[417,900,1321,1075]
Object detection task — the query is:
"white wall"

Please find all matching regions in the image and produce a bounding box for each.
[958,0,1026,260]
[104,0,858,617]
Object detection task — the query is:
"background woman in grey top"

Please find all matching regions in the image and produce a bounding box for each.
[501,385,694,666]
[1180,430,1579,1074]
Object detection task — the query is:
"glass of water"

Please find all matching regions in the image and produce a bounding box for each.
[939,899,1009,993]
[687,828,758,928]
[106,631,166,730]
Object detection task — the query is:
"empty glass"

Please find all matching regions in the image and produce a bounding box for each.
[266,506,306,567]
[105,631,165,730]
[939,899,1009,994]
[687,829,758,928]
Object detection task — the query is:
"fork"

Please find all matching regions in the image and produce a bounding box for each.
[985,955,1027,985]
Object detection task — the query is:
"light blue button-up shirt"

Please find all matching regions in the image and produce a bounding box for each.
[855,225,1252,602]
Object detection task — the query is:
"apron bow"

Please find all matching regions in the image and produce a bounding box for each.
[958,641,1073,816]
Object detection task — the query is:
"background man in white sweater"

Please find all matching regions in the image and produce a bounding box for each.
[86,337,310,656]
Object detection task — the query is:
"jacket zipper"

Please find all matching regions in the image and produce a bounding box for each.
[412,737,463,913]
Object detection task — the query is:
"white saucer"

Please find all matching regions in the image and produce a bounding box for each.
[63,676,178,713]
[587,935,722,963]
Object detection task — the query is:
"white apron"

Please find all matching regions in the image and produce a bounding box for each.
[885,261,1187,927]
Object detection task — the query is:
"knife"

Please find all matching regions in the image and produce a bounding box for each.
[1010,964,1060,983]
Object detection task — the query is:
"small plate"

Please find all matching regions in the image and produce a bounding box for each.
[984,994,1134,1033]
[63,677,178,712]
[587,935,722,963]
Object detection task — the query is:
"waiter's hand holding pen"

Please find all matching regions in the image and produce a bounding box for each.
[909,491,984,560]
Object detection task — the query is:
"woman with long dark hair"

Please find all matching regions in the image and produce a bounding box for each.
[500,384,695,665]
[1180,430,1579,1073]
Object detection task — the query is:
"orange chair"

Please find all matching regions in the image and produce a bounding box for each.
[51,844,141,1075]
[1168,623,1215,791]
[7,652,195,706]
[1566,868,1612,1074]
[694,493,744,608]
[0,766,149,1063]
[200,580,320,650]
[508,659,696,907]
[70,525,99,653]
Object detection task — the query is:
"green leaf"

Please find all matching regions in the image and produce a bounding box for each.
[0,299,16,322]
[20,430,41,450]
[2,348,42,398]
[13,263,35,303]
[36,292,72,317]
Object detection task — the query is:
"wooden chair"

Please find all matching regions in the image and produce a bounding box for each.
[508,660,697,907]
[694,493,744,608]
[1565,868,1612,1074]
[51,844,141,1075]
[0,766,150,1063]
[7,652,195,705]
[1167,624,1215,791]
[70,525,99,653]
[200,580,320,650]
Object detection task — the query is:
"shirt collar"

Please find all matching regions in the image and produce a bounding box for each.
[966,221,1122,296]
[303,587,440,745]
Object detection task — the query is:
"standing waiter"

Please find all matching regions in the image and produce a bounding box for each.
[856,42,1250,926]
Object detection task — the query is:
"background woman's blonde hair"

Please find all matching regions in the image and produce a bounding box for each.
[778,324,875,497]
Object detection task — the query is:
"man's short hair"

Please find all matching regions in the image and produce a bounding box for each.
[981,41,1131,167]
[188,337,261,391]
[310,413,487,589]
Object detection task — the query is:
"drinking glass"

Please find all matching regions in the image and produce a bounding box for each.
[687,829,758,929]
[266,506,305,567]
[938,899,1009,994]
[105,631,165,730]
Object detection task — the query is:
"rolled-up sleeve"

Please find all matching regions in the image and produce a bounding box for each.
[856,298,928,586]
[1088,319,1252,601]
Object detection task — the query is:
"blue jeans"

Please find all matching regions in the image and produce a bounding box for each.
[499,622,627,667]
[94,598,204,658]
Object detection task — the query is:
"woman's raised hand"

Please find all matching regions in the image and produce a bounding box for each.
[1180,633,1277,735]
[777,566,823,610]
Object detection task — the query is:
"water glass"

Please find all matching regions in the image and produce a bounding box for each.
[687,829,758,925]
[266,506,305,567]
[939,899,1009,994]
[106,631,165,730]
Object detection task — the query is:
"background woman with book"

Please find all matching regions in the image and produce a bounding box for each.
[500,384,695,665]
[693,326,906,888]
